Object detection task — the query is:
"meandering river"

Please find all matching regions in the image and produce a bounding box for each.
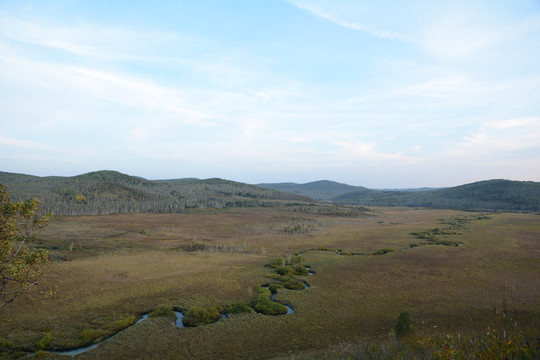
[29,264,313,357]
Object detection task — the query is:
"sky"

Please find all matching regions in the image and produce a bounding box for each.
[1,0,539,188]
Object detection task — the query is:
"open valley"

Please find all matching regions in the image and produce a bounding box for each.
[1,206,538,359]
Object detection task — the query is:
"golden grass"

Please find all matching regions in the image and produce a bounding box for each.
[1,251,268,350]
[1,207,538,359]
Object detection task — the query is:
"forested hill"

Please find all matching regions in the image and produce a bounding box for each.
[0,171,312,215]
[334,179,540,211]
[257,180,368,201]
[261,179,540,212]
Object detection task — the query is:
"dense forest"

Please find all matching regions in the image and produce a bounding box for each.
[3,171,539,214]
[0,171,312,215]
[262,179,540,212]
[257,180,367,201]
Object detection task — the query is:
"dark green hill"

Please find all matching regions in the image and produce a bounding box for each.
[257,180,367,201]
[334,179,540,211]
[0,171,312,215]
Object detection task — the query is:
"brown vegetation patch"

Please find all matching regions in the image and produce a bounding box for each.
[1,208,539,359]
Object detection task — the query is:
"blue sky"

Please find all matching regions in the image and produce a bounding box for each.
[1,0,539,188]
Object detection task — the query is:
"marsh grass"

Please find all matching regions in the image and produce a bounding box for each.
[281,278,306,290]
[36,332,53,350]
[79,314,138,344]
[404,325,539,359]
[267,283,283,293]
[235,252,311,318]
[263,254,310,291]
[219,302,253,314]
[0,251,267,353]
[407,214,495,248]
[248,288,287,315]
[275,324,539,360]
[0,208,538,359]
[275,303,539,359]
[149,304,174,318]
[182,307,221,327]
[372,248,394,255]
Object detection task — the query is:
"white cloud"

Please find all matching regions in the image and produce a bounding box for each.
[290,0,540,61]
[290,0,409,41]
[333,141,421,163]
[0,45,216,131]
[0,135,97,160]
[0,135,57,151]
[420,11,540,59]
[451,117,540,155]
[405,74,476,98]
[0,15,188,60]
[485,117,539,130]
[69,67,212,124]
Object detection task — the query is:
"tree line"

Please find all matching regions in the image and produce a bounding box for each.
[0,171,312,216]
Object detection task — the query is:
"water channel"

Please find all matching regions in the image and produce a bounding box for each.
[29,266,312,357]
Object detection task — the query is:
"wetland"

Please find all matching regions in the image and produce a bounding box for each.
[1,206,539,359]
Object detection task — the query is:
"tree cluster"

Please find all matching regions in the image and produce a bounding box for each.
[0,184,53,310]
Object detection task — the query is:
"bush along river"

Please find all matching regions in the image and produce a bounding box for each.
[27,255,313,357]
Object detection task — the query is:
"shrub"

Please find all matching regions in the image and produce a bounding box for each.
[410,231,434,240]
[372,248,394,255]
[220,302,253,314]
[37,332,53,350]
[182,306,221,327]
[267,258,285,268]
[282,278,306,290]
[248,287,287,315]
[248,287,271,305]
[275,264,309,276]
[402,325,538,359]
[79,328,109,343]
[268,255,302,267]
[395,311,412,338]
[289,256,302,264]
[104,315,137,332]
[149,304,174,318]
[79,314,137,343]
[34,350,49,358]
[293,265,309,276]
[436,240,459,247]
[253,299,287,315]
[275,275,292,283]
[268,283,283,293]
[275,266,292,276]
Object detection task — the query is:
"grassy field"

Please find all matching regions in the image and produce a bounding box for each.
[0,206,538,359]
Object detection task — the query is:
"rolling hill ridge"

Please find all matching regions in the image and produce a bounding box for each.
[257,180,367,201]
[0,170,312,215]
[2,171,539,214]
[261,179,540,212]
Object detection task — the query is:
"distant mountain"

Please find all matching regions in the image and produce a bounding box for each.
[257,180,367,201]
[259,179,540,212]
[374,187,443,192]
[0,170,312,215]
[3,172,538,214]
[334,179,540,212]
